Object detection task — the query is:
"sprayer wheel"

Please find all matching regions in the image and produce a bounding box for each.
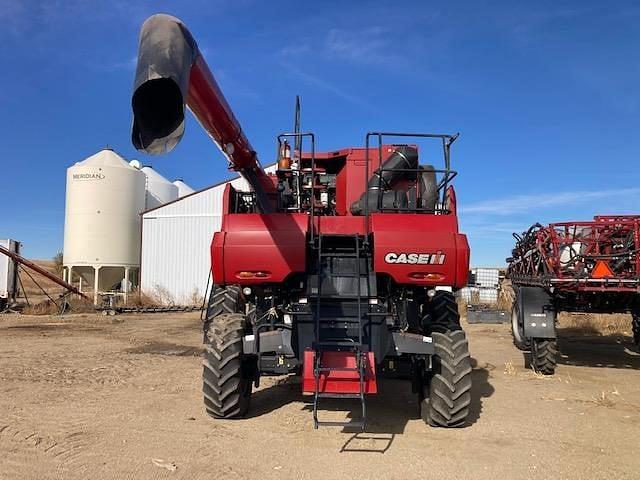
[423,330,472,428]
[632,313,640,350]
[202,313,252,418]
[531,338,557,375]
[511,301,530,351]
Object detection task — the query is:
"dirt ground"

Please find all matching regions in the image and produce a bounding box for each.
[1,312,639,480]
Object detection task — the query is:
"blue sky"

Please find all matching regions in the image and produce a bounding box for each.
[2,0,639,265]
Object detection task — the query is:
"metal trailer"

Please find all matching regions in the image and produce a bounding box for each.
[0,239,20,310]
[129,14,472,430]
[507,216,640,374]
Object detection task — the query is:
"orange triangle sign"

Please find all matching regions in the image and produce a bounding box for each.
[592,260,614,279]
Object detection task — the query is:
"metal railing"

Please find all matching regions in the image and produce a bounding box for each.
[363,132,459,244]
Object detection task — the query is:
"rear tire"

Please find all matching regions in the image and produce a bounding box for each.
[203,312,253,418]
[423,330,472,427]
[531,338,557,375]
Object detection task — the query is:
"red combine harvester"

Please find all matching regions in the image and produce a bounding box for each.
[131,14,471,429]
[508,215,640,374]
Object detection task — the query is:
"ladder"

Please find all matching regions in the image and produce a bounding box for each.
[311,234,369,430]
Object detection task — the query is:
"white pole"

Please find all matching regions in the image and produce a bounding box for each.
[93,267,100,305]
[124,267,130,304]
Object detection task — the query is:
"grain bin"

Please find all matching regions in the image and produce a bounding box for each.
[141,165,179,209]
[63,149,146,303]
[173,179,195,197]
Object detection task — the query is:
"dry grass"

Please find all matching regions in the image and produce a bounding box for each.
[457,297,468,316]
[21,296,95,315]
[149,285,175,306]
[188,288,204,307]
[589,390,619,408]
[127,290,162,307]
[558,312,632,336]
[497,281,514,311]
[21,300,60,315]
[504,360,517,376]
[17,259,66,301]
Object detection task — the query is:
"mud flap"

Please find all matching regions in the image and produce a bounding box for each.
[518,286,556,339]
[243,329,294,355]
[391,332,435,355]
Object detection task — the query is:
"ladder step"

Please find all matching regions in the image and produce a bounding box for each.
[313,341,362,351]
[312,294,370,299]
[316,366,359,373]
[317,392,362,399]
[315,420,365,429]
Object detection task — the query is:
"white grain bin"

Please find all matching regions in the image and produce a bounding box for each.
[141,165,179,209]
[173,179,195,197]
[63,148,146,303]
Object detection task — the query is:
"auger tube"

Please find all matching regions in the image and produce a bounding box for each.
[131,13,273,212]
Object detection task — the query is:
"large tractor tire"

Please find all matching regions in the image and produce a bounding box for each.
[205,285,242,318]
[202,285,253,419]
[531,338,557,375]
[422,291,471,428]
[423,330,472,427]
[425,291,462,333]
[632,313,640,350]
[511,300,530,351]
[203,312,253,418]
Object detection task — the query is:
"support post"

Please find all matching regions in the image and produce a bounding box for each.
[123,267,130,304]
[93,267,100,305]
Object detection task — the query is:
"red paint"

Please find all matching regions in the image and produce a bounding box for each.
[213,213,309,285]
[211,146,470,289]
[188,55,274,195]
[302,350,377,394]
[510,215,640,292]
[370,213,469,288]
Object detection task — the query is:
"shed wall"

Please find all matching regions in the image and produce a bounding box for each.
[140,176,249,304]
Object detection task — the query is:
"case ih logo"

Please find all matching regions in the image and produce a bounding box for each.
[384,252,446,265]
[73,173,105,180]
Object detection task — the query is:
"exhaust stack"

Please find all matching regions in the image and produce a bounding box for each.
[131,14,273,211]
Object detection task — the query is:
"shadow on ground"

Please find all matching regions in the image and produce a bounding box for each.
[245,358,495,453]
[557,330,640,370]
[520,331,640,371]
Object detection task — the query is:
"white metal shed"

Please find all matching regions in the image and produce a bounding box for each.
[140,166,275,304]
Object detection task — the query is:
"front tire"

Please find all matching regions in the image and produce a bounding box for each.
[531,338,557,375]
[423,330,472,427]
[632,313,640,349]
[421,291,471,427]
[203,312,253,418]
[206,285,242,318]
[511,301,530,351]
